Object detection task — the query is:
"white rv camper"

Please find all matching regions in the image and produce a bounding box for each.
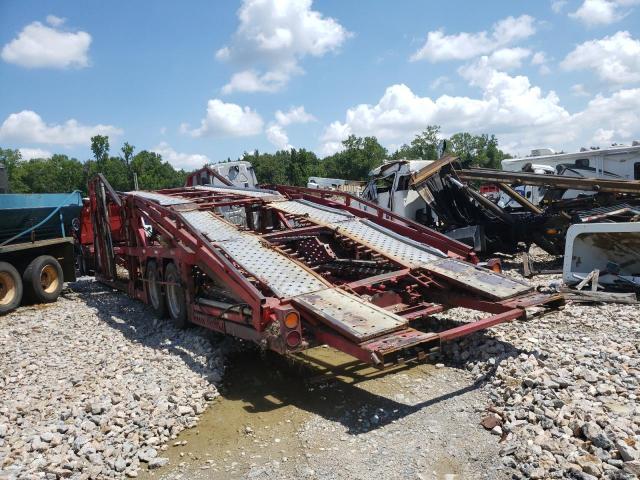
[502,144,640,179]
[499,143,640,208]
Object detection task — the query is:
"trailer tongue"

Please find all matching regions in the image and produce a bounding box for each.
[86,176,562,368]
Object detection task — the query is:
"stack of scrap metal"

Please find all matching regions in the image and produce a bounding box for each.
[408,157,640,256]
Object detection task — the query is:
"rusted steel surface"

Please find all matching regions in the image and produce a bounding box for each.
[292,288,406,342]
[84,177,563,368]
[426,257,532,300]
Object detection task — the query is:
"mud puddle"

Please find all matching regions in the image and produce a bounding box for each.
[140,345,436,479]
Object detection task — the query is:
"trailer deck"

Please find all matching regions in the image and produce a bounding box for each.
[87,176,562,367]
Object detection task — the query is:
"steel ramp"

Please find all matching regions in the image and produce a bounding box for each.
[291,288,407,342]
[181,210,329,298]
[128,190,192,205]
[269,200,532,300]
[195,185,283,199]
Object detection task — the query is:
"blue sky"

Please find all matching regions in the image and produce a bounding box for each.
[1,0,639,169]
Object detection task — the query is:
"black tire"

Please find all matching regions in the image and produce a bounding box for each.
[23,255,64,304]
[146,260,166,318]
[164,262,187,328]
[0,262,23,315]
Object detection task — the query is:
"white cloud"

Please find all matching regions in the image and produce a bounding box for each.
[182,99,264,138]
[571,83,591,96]
[274,105,315,126]
[45,15,65,27]
[151,142,209,170]
[531,52,546,65]
[561,31,640,84]
[318,61,640,156]
[217,0,350,93]
[572,88,640,144]
[320,121,352,155]
[530,51,551,74]
[410,15,536,62]
[430,76,450,90]
[221,67,298,94]
[486,47,531,70]
[551,0,568,13]
[1,18,91,69]
[266,124,293,150]
[0,110,122,145]
[568,0,636,26]
[19,148,52,160]
[263,105,315,151]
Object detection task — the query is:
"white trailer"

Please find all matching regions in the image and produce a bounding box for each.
[502,144,640,180]
[499,144,640,209]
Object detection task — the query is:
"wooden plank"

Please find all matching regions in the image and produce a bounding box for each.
[560,287,638,304]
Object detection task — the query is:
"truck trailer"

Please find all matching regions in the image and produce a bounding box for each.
[0,192,82,314]
[82,175,562,367]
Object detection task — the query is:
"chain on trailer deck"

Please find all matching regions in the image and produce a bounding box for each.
[86,177,563,369]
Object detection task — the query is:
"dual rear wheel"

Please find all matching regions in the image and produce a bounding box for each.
[146,260,187,328]
[0,255,63,315]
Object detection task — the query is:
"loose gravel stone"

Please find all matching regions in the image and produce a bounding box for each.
[440,246,640,479]
[0,278,225,479]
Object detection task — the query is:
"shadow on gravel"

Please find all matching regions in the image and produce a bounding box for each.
[70,278,523,436]
[215,319,523,435]
[67,278,223,383]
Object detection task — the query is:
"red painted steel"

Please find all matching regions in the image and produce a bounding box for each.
[84,176,562,368]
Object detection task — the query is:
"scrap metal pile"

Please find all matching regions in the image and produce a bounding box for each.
[408,156,640,255]
[84,175,562,369]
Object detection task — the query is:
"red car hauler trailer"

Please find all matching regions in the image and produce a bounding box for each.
[83,175,562,368]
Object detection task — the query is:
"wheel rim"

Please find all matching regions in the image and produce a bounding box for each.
[40,265,60,294]
[148,270,161,309]
[0,272,16,306]
[166,272,183,319]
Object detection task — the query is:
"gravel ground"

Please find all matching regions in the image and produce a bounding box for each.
[441,247,640,479]
[0,279,225,479]
[1,247,639,480]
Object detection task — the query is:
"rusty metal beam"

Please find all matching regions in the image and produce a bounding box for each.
[497,183,543,215]
[458,168,640,194]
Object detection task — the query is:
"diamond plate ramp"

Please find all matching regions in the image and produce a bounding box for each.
[181,210,246,243]
[219,238,329,298]
[427,258,532,300]
[270,200,355,224]
[195,185,283,199]
[334,220,444,265]
[292,288,407,342]
[127,191,191,205]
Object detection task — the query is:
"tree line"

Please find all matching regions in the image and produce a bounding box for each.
[0,135,187,194]
[0,126,511,193]
[246,126,510,185]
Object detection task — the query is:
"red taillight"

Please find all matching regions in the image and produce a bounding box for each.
[286,330,301,347]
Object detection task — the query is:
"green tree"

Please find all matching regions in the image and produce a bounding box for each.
[410,125,441,160]
[448,132,477,164]
[121,142,135,188]
[390,125,442,160]
[0,148,25,192]
[90,135,110,169]
[322,135,387,180]
[131,150,186,190]
[9,155,85,193]
[447,132,508,168]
